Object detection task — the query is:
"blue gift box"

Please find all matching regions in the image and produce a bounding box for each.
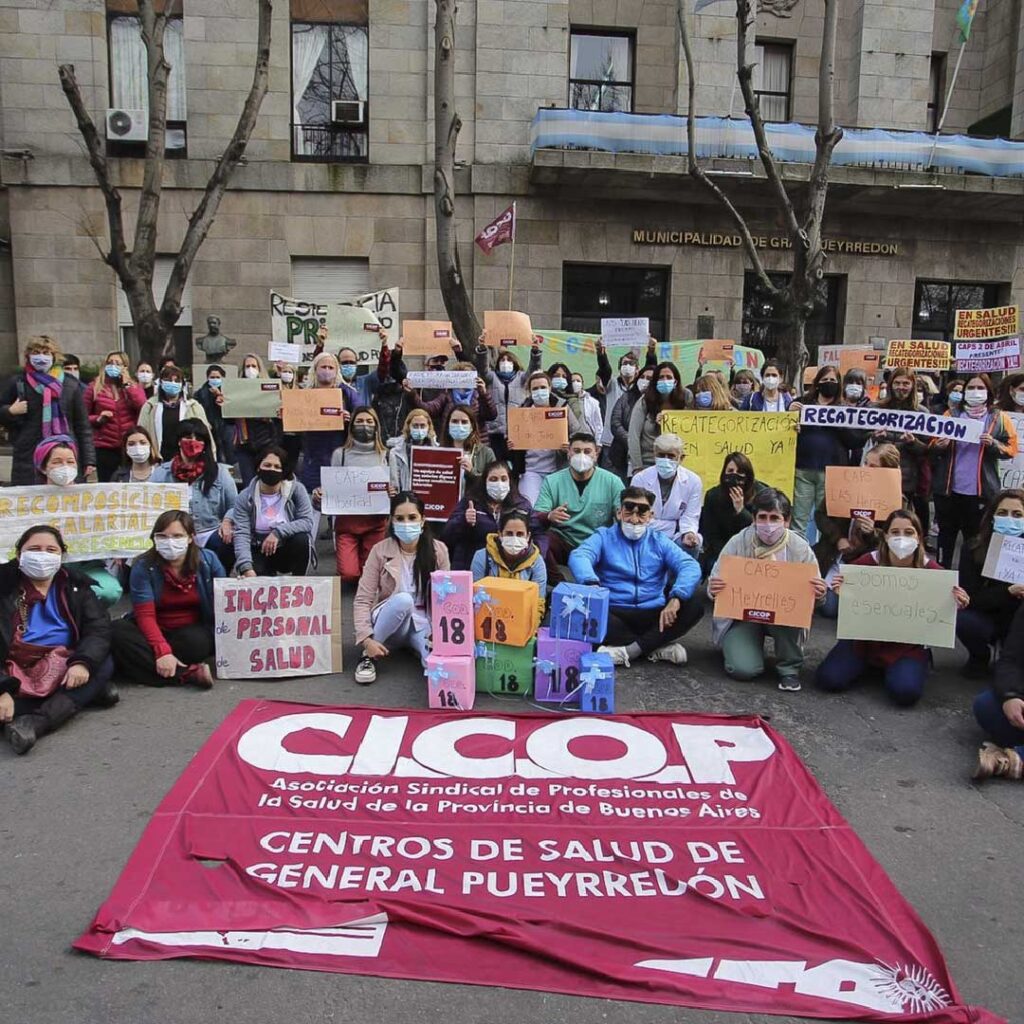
[549,583,610,644]
[533,627,591,706]
[578,651,615,715]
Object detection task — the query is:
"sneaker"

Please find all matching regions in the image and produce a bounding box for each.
[648,643,687,665]
[777,676,802,692]
[354,656,377,685]
[973,741,1024,781]
[597,645,630,668]
[182,663,214,690]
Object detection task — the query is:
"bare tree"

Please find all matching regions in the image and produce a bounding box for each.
[58,0,273,364]
[678,0,842,383]
[433,0,480,347]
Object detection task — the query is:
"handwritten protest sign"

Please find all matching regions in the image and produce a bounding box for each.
[661,411,798,496]
[953,337,1021,373]
[982,533,1024,585]
[885,339,951,371]
[507,407,569,451]
[267,342,304,365]
[403,320,454,356]
[281,389,346,432]
[270,291,324,354]
[713,555,817,629]
[0,483,189,562]
[798,404,985,443]
[998,411,1024,487]
[352,286,400,345]
[484,310,533,346]
[213,577,342,678]
[824,466,903,521]
[837,564,958,647]
[320,466,391,516]
[601,317,649,346]
[406,371,477,390]
[220,378,282,419]
[410,446,463,521]
[954,304,1019,341]
[325,303,381,352]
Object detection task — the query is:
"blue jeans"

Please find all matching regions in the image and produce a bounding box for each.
[815,639,928,707]
[973,689,1024,754]
[371,593,430,666]
[817,588,839,619]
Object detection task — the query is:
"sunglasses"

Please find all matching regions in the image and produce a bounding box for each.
[622,501,652,514]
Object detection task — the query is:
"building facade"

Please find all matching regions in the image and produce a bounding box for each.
[0,0,1023,371]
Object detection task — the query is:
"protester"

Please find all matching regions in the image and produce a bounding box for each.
[996,371,1024,412]
[471,510,547,624]
[599,339,657,469]
[691,372,732,412]
[570,486,703,667]
[740,360,790,412]
[475,335,542,461]
[405,361,497,436]
[442,460,534,571]
[61,354,82,385]
[698,452,769,575]
[297,352,356,494]
[627,361,691,473]
[816,509,969,706]
[568,369,605,441]
[388,409,438,493]
[338,334,396,407]
[842,367,871,407]
[83,350,146,481]
[112,426,160,483]
[629,433,702,553]
[0,525,116,755]
[729,369,758,408]
[441,404,495,485]
[515,371,583,504]
[708,488,826,690]
[111,510,223,689]
[606,364,655,480]
[273,360,302,467]
[352,491,449,685]
[938,377,965,414]
[193,364,234,467]
[930,373,1018,568]
[138,365,214,463]
[0,335,96,485]
[973,601,1024,781]
[226,353,283,486]
[135,361,156,399]
[868,366,929,521]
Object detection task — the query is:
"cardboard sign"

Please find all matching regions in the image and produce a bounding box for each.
[712,555,818,629]
[324,303,381,350]
[319,466,390,516]
[507,406,569,451]
[798,405,985,444]
[954,304,1019,341]
[824,466,903,521]
[473,577,540,648]
[220,378,282,419]
[402,320,454,356]
[802,365,819,387]
[430,570,475,657]
[953,337,1022,373]
[409,446,463,521]
[885,340,951,371]
[982,533,1024,585]
[998,411,1024,488]
[661,412,798,498]
[836,564,958,648]
[270,290,325,354]
[213,577,343,678]
[698,339,735,363]
[484,310,534,347]
[405,371,477,390]
[271,290,392,366]
[351,286,400,345]
[818,345,883,382]
[0,483,189,562]
[600,317,649,347]
[267,342,304,365]
[281,388,346,432]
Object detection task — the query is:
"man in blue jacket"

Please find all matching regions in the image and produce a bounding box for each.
[568,486,703,668]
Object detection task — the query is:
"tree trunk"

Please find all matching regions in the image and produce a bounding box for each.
[433,0,480,348]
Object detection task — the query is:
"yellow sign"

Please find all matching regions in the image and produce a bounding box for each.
[885,340,951,372]
[954,305,1020,341]
[661,411,798,498]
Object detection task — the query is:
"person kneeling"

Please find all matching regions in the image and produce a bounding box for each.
[972,601,1024,781]
[471,510,547,624]
[569,487,703,667]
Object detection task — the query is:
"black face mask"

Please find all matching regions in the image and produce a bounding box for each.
[723,473,747,489]
[352,426,376,443]
[258,469,285,486]
[817,380,840,398]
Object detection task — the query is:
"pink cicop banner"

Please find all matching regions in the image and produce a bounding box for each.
[76,702,1002,1024]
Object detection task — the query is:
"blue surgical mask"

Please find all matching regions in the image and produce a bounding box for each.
[393,521,423,544]
[340,364,357,380]
[160,380,182,398]
[695,391,713,408]
[552,378,568,392]
[993,515,1024,537]
[207,377,222,388]
[531,389,550,405]
[655,457,677,479]
[452,388,474,405]
[105,364,122,380]
[948,391,962,405]
[410,426,429,443]
[497,369,515,383]
[449,423,471,442]
[656,379,674,395]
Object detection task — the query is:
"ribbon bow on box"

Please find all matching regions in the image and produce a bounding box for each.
[534,658,557,677]
[473,588,494,609]
[433,575,458,604]
[426,665,450,687]
[559,591,589,621]
[474,641,493,661]
[580,665,609,694]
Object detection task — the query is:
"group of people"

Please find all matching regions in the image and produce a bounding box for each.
[0,331,1020,786]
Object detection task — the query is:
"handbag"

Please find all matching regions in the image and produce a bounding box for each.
[4,589,70,699]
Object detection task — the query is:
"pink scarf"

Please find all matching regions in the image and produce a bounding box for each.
[25,365,69,439]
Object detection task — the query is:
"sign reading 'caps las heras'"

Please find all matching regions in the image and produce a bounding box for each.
[632,229,901,256]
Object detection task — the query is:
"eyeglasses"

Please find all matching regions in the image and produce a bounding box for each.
[621,501,652,514]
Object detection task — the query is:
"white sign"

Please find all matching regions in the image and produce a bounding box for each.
[601,317,649,346]
[982,533,1024,585]
[953,337,1022,373]
[320,466,391,516]
[270,291,324,354]
[268,342,305,365]
[798,405,985,444]
[405,371,477,390]
[998,411,1024,488]
[352,287,400,346]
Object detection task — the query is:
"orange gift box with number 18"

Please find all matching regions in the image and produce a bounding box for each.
[472,577,539,649]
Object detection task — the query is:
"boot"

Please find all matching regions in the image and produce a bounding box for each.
[7,691,77,755]
[92,679,120,709]
[973,741,1024,781]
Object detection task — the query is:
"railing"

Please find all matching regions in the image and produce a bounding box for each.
[291,123,368,162]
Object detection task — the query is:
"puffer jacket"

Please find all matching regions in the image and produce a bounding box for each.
[83,379,147,450]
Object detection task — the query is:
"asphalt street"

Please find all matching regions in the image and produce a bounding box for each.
[2,571,1020,1024]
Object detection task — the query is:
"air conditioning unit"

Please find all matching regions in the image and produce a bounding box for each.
[106,108,147,142]
[331,99,365,126]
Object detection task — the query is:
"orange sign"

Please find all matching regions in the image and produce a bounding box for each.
[698,339,736,362]
[281,388,347,432]
[484,310,534,347]
[802,366,819,388]
[402,320,455,356]
[713,555,818,629]
[825,466,903,522]
[507,406,569,451]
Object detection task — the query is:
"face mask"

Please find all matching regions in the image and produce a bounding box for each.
[571,380,583,394]
[19,550,62,580]
[498,361,514,375]
[755,522,786,545]
[449,423,471,442]
[127,443,151,464]
[65,368,80,379]
[993,515,1024,537]
[486,480,510,501]
[845,384,864,400]
[340,364,357,381]
[734,382,752,396]
[179,438,205,459]
[817,380,840,399]
[570,453,594,474]
[316,368,336,384]
[656,379,675,395]
[243,366,260,380]
[155,536,190,561]
[258,468,285,487]
[620,364,637,380]
[160,380,182,398]
[105,364,123,380]
[29,354,53,372]
[655,456,677,479]
[695,391,713,409]
[454,388,477,406]
[393,521,423,544]
[636,378,650,393]
[280,372,294,384]
[552,378,568,392]
[501,535,529,556]
[46,464,77,487]
[762,375,779,390]
[1013,391,1024,408]
[887,535,918,560]
[621,521,647,541]
[947,391,962,405]
[531,389,550,405]
[352,425,376,443]
[137,371,154,385]
[207,377,222,389]
[410,426,429,442]
[723,473,746,490]
[965,388,988,407]
[878,388,888,402]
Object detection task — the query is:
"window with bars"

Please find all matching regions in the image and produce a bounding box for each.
[912,280,1005,343]
[742,272,844,362]
[569,31,634,114]
[754,41,792,123]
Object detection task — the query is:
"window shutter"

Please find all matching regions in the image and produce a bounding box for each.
[291,257,370,304]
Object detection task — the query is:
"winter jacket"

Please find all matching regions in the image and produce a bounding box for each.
[373,379,416,443]
[608,386,644,476]
[740,390,792,412]
[599,348,658,447]
[474,344,542,437]
[928,408,1018,501]
[534,467,625,548]
[137,396,215,461]
[346,345,396,408]
[569,523,701,610]
[231,478,315,574]
[151,462,238,533]
[471,534,547,623]
[441,492,536,571]
[127,546,225,626]
[388,437,439,493]
[698,480,772,573]
[993,600,1024,702]
[958,541,1021,641]
[627,395,694,474]
[194,382,235,461]
[867,402,929,494]
[83,379,147,451]
[411,388,497,435]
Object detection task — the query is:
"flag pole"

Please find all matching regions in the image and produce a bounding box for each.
[507,202,517,310]
[927,40,967,169]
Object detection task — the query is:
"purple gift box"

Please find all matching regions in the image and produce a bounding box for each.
[533,626,591,705]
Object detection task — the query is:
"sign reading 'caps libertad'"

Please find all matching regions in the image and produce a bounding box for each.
[632,229,900,256]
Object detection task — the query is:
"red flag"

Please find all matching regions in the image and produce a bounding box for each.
[475,202,516,254]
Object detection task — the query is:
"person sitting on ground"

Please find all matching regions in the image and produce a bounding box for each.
[471,510,547,626]
[698,452,769,576]
[815,509,969,707]
[972,600,1024,782]
[569,486,703,667]
[0,525,117,756]
[630,432,702,555]
[708,488,827,691]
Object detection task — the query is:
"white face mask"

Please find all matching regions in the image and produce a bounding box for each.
[621,521,647,541]
[127,444,151,464]
[498,361,514,374]
[280,372,294,383]
[569,453,594,474]
[137,371,154,385]
[29,353,53,372]
[19,550,62,580]
[155,536,190,561]
[486,480,510,501]
[243,366,259,379]
[1013,391,1024,408]
[636,378,650,393]
[620,364,637,380]
[964,388,988,407]
[571,380,583,394]
[47,464,77,487]
[845,384,864,400]
[887,535,918,560]
[501,535,528,556]
[762,375,779,390]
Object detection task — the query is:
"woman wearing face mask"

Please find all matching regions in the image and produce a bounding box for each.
[138,365,214,463]
[111,510,224,689]
[297,352,357,495]
[940,377,964,413]
[741,360,791,412]
[817,509,969,706]
[929,373,1018,568]
[595,338,658,462]
[224,353,283,487]
[83,350,146,481]
[691,373,732,412]
[471,510,547,622]
[441,404,495,485]
[135,362,156,399]
[403,360,497,439]
[231,446,314,577]
[475,334,543,461]
[442,460,536,571]
[708,489,827,690]
[996,371,1024,412]
[0,335,96,486]
[113,426,160,483]
[729,369,758,409]
[515,371,583,504]
[630,433,703,554]
[698,452,770,576]
[352,491,449,685]
[0,525,117,755]
[388,410,439,494]
[608,366,656,480]
[569,370,605,441]
[627,362,692,475]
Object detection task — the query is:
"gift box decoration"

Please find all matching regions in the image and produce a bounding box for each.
[578,651,615,715]
[430,570,475,657]
[533,626,591,706]
[473,577,539,649]
[425,654,476,710]
[549,582,610,644]
[475,638,536,697]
